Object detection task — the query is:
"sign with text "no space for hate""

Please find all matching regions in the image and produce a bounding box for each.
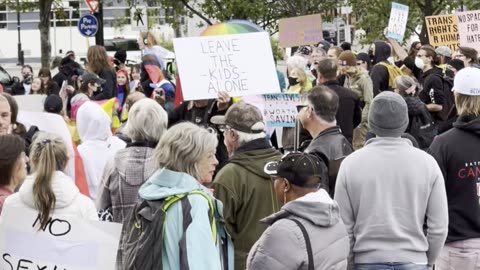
[0,207,122,270]
[457,10,480,52]
[173,32,281,101]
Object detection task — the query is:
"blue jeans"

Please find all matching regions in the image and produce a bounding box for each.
[353,263,428,270]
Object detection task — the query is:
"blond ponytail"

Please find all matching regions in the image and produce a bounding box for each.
[29,133,69,230]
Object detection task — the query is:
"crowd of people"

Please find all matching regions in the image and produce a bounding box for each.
[0,30,479,270]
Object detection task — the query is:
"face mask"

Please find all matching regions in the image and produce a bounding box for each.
[23,76,32,85]
[415,57,425,70]
[445,69,455,79]
[288,76,299,86]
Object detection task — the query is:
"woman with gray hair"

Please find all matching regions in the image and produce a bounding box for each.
[96,98,168,267]
[393,75,435,149]
[122,122,233,270]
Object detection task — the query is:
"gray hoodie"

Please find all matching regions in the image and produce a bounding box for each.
[246,189,349,270]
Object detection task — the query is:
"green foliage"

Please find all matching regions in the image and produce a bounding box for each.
[159,40,174,51]
[348,0,480,45]
[270,38,283,62]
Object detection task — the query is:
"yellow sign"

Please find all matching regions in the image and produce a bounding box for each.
[425,15,459,51]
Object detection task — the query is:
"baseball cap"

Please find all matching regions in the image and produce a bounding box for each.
[264,152,325,187]
[80,72,106,86]
[210,102,265,134]
[44,94,63,114]
[435,46,452,58]
[453,67,480,96]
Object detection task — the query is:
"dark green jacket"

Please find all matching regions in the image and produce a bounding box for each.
[213,139,281,270]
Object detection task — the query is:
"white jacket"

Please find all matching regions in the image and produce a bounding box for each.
[77,102,126,201]
[2,171,98,220]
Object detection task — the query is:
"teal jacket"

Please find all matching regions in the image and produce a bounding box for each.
[139,168,234,270]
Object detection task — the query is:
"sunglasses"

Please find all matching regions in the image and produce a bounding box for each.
[296,105,309,113]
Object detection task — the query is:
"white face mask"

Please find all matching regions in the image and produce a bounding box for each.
[415,57,425,70]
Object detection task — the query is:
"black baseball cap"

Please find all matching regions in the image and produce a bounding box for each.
[80,72,106,86]
[264,152,326,187]
[44,94,63,114]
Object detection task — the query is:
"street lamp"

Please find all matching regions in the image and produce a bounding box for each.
[16,0,24,66]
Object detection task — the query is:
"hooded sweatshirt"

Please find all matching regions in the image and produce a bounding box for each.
[247,189,349,270]
[2,171,97,220]
[428,116,480,243]
[138,168,233,270]
[335,137,448,266]
[370,41,392,96]
[212,138,282,270]
[77,102,126,200]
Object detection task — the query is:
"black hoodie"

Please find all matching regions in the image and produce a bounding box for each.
[428,115,480,242]
[369,41,392,96]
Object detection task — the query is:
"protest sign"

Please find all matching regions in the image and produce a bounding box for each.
[279,14,323,48]
[17,111,75,180]
[262,94,300,128]
[457,10,480,52]
[386,2,409,41]
[0,206,122,270]
[13,95,47,112]
[173,32,280,101]
[425,15,459,51]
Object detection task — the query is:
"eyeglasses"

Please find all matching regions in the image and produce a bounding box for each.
[296,105,309,113]
[416,54,426,58]
[356,62,364,66]
[218,124,231,133]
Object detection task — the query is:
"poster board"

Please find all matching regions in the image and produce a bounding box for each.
[386,2,409,41]
[173,32,281,101]
[279,14,323,48]
[262,94,300,128]
[13,95,47,112]
[457,10,480,52]
[425,15,459,51]
[0,206,122,270]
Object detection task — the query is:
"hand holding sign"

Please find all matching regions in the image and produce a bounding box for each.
[217,91,231,111]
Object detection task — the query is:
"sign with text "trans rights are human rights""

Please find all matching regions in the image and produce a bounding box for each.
[0,207,122,270]
[173,32,281,101]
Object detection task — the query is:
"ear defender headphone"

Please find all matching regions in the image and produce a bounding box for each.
[143,33,148,46]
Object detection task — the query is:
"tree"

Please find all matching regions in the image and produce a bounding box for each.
[146,0,340,35]
[348,0,480,45]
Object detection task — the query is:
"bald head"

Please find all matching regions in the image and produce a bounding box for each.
[126,92,146,111]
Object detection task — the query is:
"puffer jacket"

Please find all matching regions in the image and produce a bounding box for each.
[2,171,97,220]
[247,189,349,270]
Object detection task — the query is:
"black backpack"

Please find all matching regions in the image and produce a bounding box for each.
[409,108,436,149]
[122,191,216,270]
[433,74,454,121]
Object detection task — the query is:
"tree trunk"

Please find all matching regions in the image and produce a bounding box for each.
[39,0,54,68]
[421,0,433,44]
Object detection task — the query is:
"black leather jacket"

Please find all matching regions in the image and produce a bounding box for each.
[304,126,353,197]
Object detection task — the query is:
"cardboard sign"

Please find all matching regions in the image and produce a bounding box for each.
[0,206,122,270]
[13,95,47,112]
[262,94,300,128]
[457,10,480,52]
[173,32,281,101]
[279,14,323,48]
[425,15,459,51]
[386,2,409,41]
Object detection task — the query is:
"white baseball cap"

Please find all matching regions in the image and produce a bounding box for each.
[453,67,480,96]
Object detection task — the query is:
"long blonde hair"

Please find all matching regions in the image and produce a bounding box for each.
[29,132,69,230]
[140,32,159,48]
[455,93,480,117]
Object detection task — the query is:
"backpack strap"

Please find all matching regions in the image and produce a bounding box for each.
[288,218,314,270]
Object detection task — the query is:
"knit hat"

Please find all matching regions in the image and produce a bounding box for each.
[435,46,452,58]
[368,92,408,137]
[338,51,357,67]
